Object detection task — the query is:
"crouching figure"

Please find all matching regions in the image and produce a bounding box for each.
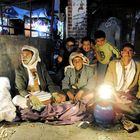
[62,52,95,106]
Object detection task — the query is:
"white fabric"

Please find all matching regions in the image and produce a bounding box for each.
[31,91,52,102]
[0,77,16,122]
[12,95,28,109]
[27,68,35,86]
[116,60,136,91]
[98,17,121,49]
[0,77,11,90]
[13,92,52,108]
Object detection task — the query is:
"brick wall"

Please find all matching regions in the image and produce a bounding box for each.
[67,0,87,40]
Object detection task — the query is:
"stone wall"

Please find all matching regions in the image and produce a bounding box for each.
[0,35,55,96]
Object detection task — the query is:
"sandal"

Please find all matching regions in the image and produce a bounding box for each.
[78,121,90,129]
[121,117,138,133]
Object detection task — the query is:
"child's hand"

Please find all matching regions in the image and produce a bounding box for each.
[67,91,75,101]
[74,90,84,101]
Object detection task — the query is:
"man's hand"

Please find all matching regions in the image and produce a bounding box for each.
[29,95,42,106]
[67,91,75,101]
[120,96,132,104]
[115,94,132,104]
[29,95,44,111]
[52,92,60,103]
[52,92,66,103]
[59,94,66,102]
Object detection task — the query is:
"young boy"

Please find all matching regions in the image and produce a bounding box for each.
[104,43,140,132]
[80,36,97,65]
[94,30,120,85]
[62,52,95,103]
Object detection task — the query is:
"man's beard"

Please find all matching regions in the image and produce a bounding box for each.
[22,58,32,65]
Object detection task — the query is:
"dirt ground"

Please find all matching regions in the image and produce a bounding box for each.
[0,121,140,140]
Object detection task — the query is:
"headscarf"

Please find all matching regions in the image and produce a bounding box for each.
[21,45,41,69]
[64,52,89,72]
[116,59,136,92]
[69,52,89,67]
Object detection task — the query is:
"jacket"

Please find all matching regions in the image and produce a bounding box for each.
[104,60,140,95]
[62,65,95,92]
[15,62,58,97]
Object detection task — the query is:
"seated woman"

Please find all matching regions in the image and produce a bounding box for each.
[62,52,95,105]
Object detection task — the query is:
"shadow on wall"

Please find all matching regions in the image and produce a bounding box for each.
[0,35,54,97]
[135,18,140,54]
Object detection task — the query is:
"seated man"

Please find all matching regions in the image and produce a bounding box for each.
[104,43,140,132]
[13,45,65,110]
[62,52,95,105]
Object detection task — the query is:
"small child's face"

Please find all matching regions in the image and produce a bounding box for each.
[82,40,91,52]
[95,37,105,47]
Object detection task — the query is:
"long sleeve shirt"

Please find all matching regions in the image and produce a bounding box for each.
[95,41,120,64]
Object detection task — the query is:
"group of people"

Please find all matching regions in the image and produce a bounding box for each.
[94,31,140,133]
[1,29,140,133]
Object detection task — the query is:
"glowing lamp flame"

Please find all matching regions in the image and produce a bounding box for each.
[98,85,113,100]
